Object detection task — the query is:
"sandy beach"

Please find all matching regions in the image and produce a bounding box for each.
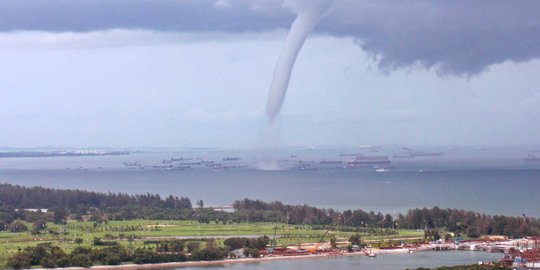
[35,252,369,270]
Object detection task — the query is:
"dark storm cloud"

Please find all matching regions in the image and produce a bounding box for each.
[319,0,540,75]
[2,0,539,75]
[0,0,292,32]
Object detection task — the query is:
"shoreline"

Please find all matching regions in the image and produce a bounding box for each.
[36,249,497,270]
[40,252,366,270]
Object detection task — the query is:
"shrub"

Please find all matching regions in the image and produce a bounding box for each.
[7,252,32,269]
[8,221,28,232]
[466,227,481,239]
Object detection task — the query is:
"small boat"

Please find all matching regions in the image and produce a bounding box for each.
[375,168,389,172]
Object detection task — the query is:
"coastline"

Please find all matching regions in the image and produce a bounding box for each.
[37,252,367,270]
[26,238,519,270]
[35,249,496,270]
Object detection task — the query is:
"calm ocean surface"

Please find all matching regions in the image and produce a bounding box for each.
[0,146,539,217]
[173,251,502,270]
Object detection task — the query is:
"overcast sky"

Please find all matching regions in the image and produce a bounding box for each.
[1,0,539,148]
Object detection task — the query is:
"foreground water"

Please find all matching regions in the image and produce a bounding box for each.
[0,146,539,217]
[174,251,502,270]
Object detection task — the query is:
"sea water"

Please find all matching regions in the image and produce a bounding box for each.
[173,251,502,270]
[0,146,539,217]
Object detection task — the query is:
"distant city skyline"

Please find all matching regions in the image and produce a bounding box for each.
[1,0,539,148]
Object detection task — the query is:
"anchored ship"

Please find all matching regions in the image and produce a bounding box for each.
[347,155,391,167]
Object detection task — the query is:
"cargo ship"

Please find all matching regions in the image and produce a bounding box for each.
[319,160,343,164]
[347,155,391,167]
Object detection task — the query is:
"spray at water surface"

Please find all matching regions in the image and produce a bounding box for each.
[257,0,332,170]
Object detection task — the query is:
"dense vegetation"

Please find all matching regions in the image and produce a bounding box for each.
[0,183,191,211]
[1,184,539,239]
[3,218,372,268]
[2,183,536,268]
[396,207,540,238]
[234,198,540,238]
[5,239,233,269]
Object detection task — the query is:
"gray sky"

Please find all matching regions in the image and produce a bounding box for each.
[1,0,539,148]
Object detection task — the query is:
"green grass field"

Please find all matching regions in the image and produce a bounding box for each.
[0,220,424,268]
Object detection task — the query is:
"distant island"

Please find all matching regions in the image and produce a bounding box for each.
[0,150,130,158]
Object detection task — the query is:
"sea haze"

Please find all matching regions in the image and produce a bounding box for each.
[0,146,539,217]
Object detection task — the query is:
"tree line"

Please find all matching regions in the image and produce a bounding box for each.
[6,241,228,269]
[0,183,191,211]
[1,184,538,238]
[233,198,389,226]
[396,207,540,238]
[7,236,270,269]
